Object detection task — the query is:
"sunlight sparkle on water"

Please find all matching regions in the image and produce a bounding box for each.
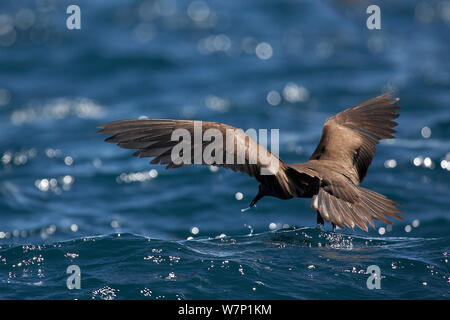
[255,42,273,60]
[64,156,73,166]
[413,156,423,166]
[209,165,219,172]
[283,83,309,103]
[116,169,158,183]
[423,157,434,168]
[187,1,210,22]
[384,159,397,168]
[266,90,281,106]
[421,126,431,139]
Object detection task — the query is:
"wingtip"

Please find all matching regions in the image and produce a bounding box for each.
[97,123,110,134]
[388,93,400,104]
[356,222,369,232]
[378,92,400,103]
[378,91,394,99]
[97,122,109,130]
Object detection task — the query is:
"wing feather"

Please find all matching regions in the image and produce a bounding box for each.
[309,92,401,183]
[98,119,297,196]
[316,186,402,231]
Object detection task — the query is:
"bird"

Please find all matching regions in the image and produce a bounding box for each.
[98,92,402,232]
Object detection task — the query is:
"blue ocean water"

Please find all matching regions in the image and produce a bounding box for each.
[0,0,449,299]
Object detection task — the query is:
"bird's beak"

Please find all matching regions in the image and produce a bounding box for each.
[249,191,263,208]
[241,188,264,213]
[241,197,259,213]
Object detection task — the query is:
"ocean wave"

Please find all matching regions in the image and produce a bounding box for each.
[0,227,448,299]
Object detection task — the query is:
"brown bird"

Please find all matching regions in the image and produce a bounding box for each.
[98,92,402,232]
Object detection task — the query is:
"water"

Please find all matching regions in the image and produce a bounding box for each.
[0,0,449,299]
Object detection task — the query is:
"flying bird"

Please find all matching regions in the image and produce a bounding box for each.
[98,92,402,232]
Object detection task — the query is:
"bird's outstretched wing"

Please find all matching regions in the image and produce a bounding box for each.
[98,119,295,195]
[309,92,401,184]
[292,92,403,231]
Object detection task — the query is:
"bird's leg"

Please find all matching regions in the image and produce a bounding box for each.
[316,211,324,229]
[332,223,336,232]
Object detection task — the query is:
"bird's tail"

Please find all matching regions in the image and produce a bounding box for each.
[353,187,403,229]
[315,184,403,231]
